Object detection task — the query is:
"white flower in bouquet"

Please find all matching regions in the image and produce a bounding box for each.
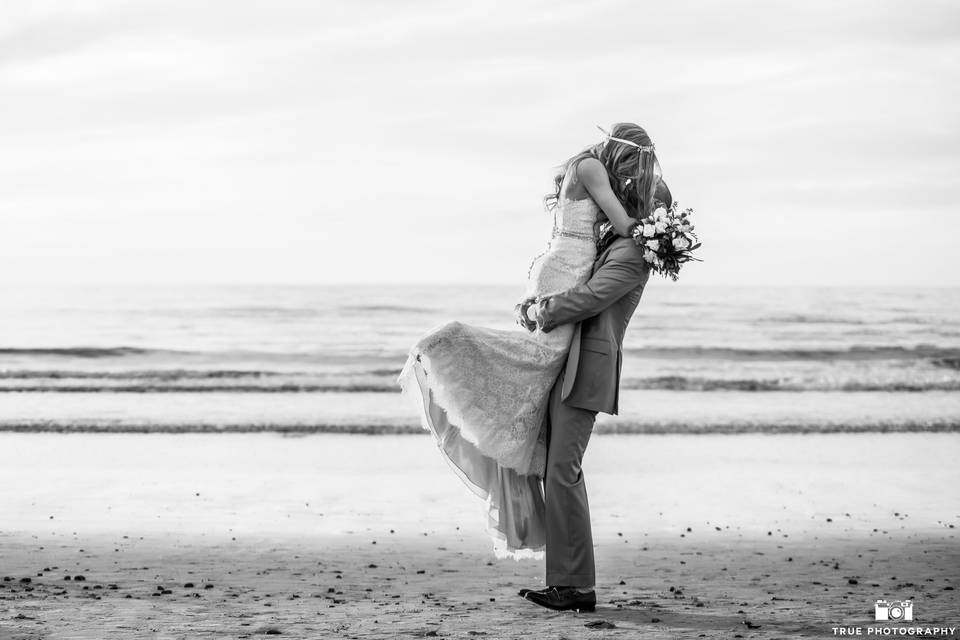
[630,201,701,281]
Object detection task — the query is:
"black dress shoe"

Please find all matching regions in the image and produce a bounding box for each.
[524,586,596,612]
[517,586,549,597]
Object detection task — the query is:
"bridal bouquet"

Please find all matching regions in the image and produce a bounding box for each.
[632,202,701,281]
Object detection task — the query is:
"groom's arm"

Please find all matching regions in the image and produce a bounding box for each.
[534,241,649,333]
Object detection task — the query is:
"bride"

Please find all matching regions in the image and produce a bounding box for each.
[399,123,666,559]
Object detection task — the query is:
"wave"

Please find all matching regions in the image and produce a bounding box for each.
[623,345,960,361]
[0,369,285,380]
[0,347,170,358]
[0,347,391,364]
[932,357,960,370]
[1,373,958,393]
[1,419,956,435]
[754,314,870,325]
[212,306,325,319]
[5,344,960,363]
[619,376,960,392]
[0,368,400,392]
[0,384,397,393]
[338,304,431,314]
[367,368,404,376]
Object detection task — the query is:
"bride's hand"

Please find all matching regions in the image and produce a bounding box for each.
[577,157,638,237]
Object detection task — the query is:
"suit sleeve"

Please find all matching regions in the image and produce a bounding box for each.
[537,242,650,333]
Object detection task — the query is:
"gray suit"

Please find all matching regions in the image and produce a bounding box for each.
[536,235,651,587]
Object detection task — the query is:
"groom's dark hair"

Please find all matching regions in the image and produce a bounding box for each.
[596,178,673,254]
[653,179,672,210]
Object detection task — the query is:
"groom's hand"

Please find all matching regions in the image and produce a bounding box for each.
[515,298,537,332]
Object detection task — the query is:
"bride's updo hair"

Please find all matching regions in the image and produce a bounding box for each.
[546,122,661,221]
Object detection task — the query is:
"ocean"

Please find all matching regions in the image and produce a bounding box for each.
[1,284,958,433]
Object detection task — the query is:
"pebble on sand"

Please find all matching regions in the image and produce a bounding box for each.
[585,620,616,629]
[255,626,282,635]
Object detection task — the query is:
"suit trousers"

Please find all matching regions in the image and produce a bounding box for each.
[544,370,598,588]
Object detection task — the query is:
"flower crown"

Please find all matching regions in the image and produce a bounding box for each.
[596,125,659,186]
[596,125,655,152]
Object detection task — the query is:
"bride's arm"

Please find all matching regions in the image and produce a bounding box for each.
[577,157,637,237]
[532,241,650,332]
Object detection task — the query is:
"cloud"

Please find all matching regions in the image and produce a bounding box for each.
[0,0,957,284]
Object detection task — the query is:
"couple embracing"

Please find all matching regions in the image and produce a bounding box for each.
[399,122,677,613]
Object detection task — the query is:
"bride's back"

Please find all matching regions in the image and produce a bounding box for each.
[526,176,599,302]
[553,164,601,239]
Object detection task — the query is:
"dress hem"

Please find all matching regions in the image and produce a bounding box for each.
[398,351,547,561]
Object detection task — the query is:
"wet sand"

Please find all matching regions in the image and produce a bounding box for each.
[0,433,958,639]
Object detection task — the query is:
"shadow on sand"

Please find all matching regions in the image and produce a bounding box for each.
[580,605,823,637]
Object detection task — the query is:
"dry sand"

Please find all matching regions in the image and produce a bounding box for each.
[0,433,957,639]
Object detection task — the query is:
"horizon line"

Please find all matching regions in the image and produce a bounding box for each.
[0,282,959,289]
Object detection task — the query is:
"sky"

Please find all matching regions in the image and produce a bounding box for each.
[0,0,958,286]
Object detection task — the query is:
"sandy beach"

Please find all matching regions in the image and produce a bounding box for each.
[1,432,958,639]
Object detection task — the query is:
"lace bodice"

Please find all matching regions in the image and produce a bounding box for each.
[553,196,601,240]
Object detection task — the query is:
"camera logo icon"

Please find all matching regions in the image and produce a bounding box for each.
[875,599,913,622]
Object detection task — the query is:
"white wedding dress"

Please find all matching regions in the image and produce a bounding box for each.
[398,194,600,559]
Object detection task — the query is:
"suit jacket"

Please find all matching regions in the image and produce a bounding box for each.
[538,236,651,415]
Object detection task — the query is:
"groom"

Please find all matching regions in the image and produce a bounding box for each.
[514,208,658,612]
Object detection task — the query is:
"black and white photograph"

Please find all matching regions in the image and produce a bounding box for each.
[1,1,958,638]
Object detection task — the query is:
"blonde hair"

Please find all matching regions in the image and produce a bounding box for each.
[545,123,660,221]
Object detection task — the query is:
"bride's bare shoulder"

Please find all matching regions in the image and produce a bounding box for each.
[563,157,604,201]
[576,156,605,174]
[576,157,614,193]
[576,157,609,182]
